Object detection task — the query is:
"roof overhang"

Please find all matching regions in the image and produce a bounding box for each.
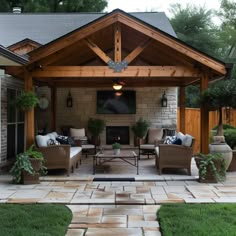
[4,9,229,87]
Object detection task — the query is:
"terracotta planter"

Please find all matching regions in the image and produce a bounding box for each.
[195,157,225,183]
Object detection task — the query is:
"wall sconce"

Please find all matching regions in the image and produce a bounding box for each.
[66,91,73,108]
[161,91,167,107]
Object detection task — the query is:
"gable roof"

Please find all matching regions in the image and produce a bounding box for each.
[0,10,176,47]
[0,45,28,65]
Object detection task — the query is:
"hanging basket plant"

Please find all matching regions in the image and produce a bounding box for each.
[15,91,39,111]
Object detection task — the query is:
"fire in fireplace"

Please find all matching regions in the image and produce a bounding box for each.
[106,126,130,145]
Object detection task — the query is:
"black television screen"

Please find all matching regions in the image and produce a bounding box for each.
[97,90,136,114]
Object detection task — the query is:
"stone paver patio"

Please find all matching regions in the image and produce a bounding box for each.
[1,154,236,235]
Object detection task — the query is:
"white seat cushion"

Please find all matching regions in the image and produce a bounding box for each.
[140,144,155,150]
[70,147,82,158]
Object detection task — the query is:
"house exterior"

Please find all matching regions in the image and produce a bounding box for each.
[0,9,229,167]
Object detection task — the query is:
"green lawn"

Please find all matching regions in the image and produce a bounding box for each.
[158,203,236,236]
[0,204,72,236]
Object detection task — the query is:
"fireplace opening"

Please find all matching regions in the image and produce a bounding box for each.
[106,126,129,145]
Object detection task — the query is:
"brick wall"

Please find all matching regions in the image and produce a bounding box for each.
[0,73,23,164]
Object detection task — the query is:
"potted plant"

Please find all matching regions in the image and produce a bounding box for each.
[87,118,106,146]
[194,153,226,183]
[10,145,47,184]
[112,142,121,155]
[131,118,150,146]
[15,91,39,111]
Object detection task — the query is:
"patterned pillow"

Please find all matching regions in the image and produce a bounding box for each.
[47,138,60,146]
[164,136,176,144]
[56,135,69,144]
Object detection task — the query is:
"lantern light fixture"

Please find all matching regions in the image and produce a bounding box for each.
[161,91,168,107]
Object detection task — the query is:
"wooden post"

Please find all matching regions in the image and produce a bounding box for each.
[51,86,57,131]
[200,73,209,154]
[179,86,186,134]
[114,23,121,62]
[24,70,34,148]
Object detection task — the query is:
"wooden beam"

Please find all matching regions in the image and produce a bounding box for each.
[124,38,151,64]
[179,86,186,134]
[42,79,187,88]
[32,66,201,78]
[24,70,35,148]
[114,23,122,62]
[84,38,112,64]
[29,13,117,62]
[200,73,209,154]
[116,13,227,75]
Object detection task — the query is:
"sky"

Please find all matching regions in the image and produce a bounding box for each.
[105,0,222,18]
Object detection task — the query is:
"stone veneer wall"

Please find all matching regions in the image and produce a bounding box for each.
[56,87,177,145]
[0,73,23,164]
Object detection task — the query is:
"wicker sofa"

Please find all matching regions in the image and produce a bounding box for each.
[155,133,195,175]
[35,132,82,176]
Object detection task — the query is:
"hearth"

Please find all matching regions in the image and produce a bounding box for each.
[106,126,129,145]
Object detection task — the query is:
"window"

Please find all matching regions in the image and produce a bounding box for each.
[7,89,25,160]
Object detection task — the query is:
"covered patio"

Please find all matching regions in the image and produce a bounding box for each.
[4,9,229,157]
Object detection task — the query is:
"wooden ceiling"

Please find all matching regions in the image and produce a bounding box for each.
[5,10,227,88]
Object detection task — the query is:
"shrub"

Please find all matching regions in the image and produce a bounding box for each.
[224,129,236,149]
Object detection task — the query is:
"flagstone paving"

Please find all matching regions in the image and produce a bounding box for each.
[1,172,236,235]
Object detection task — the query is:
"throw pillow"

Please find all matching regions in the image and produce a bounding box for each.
[68,136,76,147]
[56,135,69,144]
[182,134,193,147]
[172,138,182,145]
[148,128,163,144]
[164,136,176,144]
[36,135,50,147]
[176,132,185,142]
[70,128,85,138]
[47,138,60,146]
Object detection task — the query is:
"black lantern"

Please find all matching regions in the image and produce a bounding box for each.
[66,91,73,108]
[161,91,167,107]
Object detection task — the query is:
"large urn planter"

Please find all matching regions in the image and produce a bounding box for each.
[209,143,232,171]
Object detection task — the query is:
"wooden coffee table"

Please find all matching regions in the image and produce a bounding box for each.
[93,150,139,175]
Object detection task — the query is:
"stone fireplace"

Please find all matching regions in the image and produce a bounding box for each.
[106,126,130,145]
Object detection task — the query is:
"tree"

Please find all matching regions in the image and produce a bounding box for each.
[170,3,222,59]
[0,0,108,12]
[200,79,236,136]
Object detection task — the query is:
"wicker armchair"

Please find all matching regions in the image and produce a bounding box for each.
[36,145,81,176]
[155,139,195,175]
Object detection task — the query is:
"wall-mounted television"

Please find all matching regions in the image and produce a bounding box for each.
[97,90,136,114]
